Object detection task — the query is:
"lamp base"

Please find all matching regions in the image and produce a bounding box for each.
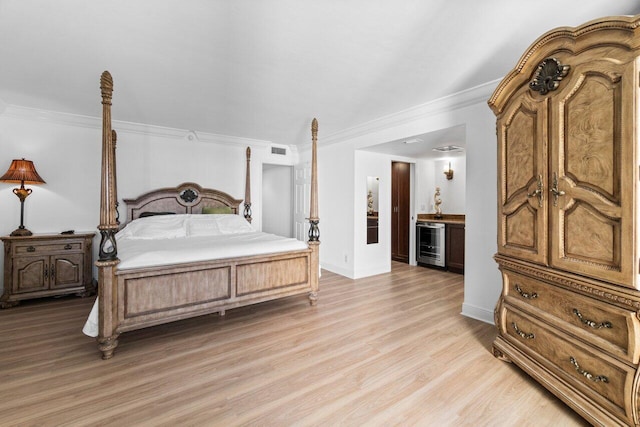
[10,227,32,237]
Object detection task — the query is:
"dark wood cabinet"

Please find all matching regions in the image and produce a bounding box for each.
[391,161,410,263]
[1,233,95,308]
[445,223,465,274]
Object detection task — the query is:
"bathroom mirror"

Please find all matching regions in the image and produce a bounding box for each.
[367,176,379,244]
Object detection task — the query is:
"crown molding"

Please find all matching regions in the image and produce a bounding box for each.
[1,104,273,148]
[319,79,501,147]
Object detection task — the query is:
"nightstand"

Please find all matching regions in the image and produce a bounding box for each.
[1,232,95,308]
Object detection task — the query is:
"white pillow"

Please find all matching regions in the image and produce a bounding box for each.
[212,214,255,234]
[117,214,188,240]
[186,215,222,237]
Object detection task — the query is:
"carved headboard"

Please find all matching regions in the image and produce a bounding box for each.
[123,182,243,223]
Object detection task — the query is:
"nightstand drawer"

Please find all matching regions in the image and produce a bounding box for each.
[13,241,83,255]
[504,307,633,421]
[503,270,640,364]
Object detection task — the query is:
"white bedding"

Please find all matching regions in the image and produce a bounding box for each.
[116,231,307,270]
[112,213,307,269]
[83,214,308,337]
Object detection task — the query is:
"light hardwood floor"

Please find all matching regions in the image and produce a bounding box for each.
[0,262,588,426]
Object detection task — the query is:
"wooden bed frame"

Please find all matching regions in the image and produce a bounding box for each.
[95,71,320,359]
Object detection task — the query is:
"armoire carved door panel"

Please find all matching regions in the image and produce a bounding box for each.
[497,90,548,265]
[549,59,636,287]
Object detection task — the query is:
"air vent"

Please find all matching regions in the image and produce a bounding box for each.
[432,145,464,152]
[271,147,287,156]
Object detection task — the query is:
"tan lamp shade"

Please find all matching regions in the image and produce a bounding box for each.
[0,158,46,184]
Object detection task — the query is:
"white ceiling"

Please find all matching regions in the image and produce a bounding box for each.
[0,1,638,150]
[361,125,467,160]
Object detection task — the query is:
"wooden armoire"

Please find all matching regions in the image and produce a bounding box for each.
[489,15,640,426]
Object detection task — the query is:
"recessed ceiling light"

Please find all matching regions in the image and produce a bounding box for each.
[404,138,422,144]
[432,145,464,152]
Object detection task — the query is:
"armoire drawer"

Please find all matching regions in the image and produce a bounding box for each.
[503,270,640,364]
[503,308,633,420]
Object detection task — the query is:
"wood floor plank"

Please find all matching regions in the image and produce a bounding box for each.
[0,263,589,426]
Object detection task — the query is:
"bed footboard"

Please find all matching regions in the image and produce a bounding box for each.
[115,250,313,333]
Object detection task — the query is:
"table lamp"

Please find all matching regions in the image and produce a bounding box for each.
[0,158,46,236]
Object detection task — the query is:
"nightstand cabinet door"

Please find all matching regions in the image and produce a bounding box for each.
[51,253,84,289]
[12,256,48,293]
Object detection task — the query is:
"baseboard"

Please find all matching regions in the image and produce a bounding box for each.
[461,302,494,325]
[354,265,391,279]
[321,262,354,279]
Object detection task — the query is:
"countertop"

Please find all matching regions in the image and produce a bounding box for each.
[416,213,465,225]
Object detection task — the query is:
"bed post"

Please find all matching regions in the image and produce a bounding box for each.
[96,71,120,359]
[112,129,120,225]
[244,147,252,223]
[308,118,320,305]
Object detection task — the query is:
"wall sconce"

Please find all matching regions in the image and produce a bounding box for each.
[444,162,454,180]
[0,158,46,236]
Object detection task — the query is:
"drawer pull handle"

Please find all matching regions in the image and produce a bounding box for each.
[27,246,36,252]
[511,322,535,340]
[573,309,612,329]
[64,244,72,250]
[569,357,609,383]
[515,284,538,299]
[44,266,48,279]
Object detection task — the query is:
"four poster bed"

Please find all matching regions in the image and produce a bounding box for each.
[91,71,320,359]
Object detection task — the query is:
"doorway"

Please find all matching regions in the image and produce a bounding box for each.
[391,161,410,263]
[262,164,293,238]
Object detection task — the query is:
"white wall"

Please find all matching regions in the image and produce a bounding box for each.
[314,142,355,277]
[414,156,466,215]
[316,82,500,324]
[0,107,298,292]
[262,164,293,237]
[354,151,393,278]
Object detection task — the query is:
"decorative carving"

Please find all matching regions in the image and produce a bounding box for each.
[100,71,113,102]
[243,203,252,222]
[529,57,570,94]
[308,219,320,242]
[496,256,640,310]
[98,229,118,261]
[180,188,198,203]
